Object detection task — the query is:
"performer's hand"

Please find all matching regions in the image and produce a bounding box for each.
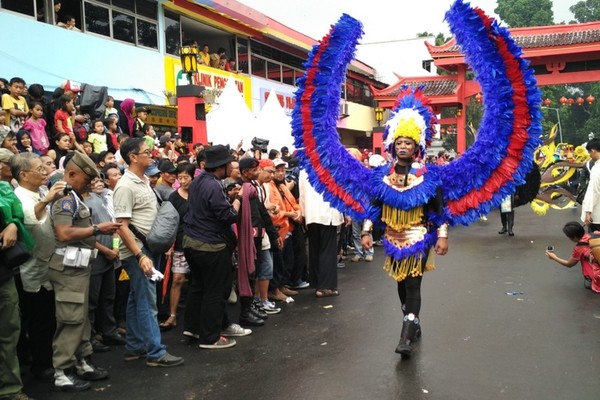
[361,235,372,250]
[435,237,448,255]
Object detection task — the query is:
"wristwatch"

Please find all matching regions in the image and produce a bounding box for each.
[92,224,100,236]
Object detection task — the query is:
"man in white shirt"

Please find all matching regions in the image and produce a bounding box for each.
[299,170,346,297]
[582,139,600,232]
[11,153,66,381]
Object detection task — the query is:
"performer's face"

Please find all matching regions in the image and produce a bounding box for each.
[394,137,417,159]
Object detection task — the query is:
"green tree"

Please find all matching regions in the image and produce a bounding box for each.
[570,0,600,22]
[495,0,554,27]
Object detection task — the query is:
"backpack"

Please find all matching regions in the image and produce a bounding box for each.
[129,191,179,256]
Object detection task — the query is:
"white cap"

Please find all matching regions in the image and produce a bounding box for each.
[273,158,288,168]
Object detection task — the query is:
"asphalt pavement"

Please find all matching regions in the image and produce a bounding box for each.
[24,206,600,400]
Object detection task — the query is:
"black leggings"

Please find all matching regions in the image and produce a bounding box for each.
[397,275,423,317]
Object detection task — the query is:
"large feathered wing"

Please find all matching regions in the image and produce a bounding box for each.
[440,0,543,225]
[290,14,373,221]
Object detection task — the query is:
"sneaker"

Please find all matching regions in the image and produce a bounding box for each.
[221,323,252,337]
[280,287,298,296]
[261,300,281,315]
[364,255,374,262]
[198,336,236,349]
[337,261,346,269]
[123,351,147,361]
[250,301,269,319]
[288,280,310,290]
[239,311,265,327]
[263,299,277,308]
[54,368,91,392]
[146,352,184,367]
[183,330,200,340]
[374,240,383,247]
[351,255,361,262]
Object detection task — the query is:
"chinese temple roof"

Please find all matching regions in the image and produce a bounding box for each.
[426,21,600,57]
[371,75,459,98]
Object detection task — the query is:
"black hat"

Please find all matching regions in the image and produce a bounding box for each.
[286,157,299,169]
[158,159,176,174]
[205,145,235,169]
[238,156,259,171]
[159,135,174,147]
[136,106,151,114]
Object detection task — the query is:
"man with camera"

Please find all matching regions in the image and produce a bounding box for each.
[47,152,121,392]
[11,153,66,383]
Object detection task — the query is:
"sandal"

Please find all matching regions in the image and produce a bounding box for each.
[159,315,177,331]
[315,289,339,298]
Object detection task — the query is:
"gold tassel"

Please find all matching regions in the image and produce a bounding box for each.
[383,255,424,282]
[424,248,436,272]
[381,205,423,231]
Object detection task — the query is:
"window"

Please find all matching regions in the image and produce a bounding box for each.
[237,38,249,74]
[250,41,305,70]
[137,18,157,49]
[113,10,135,44]
[84,3,110,37]
[80,0,157,49]
[164,11,180,56]
[345,78,373,106]
[2,0,35,17]
[266,61,281,82]
[136,0,156,19]
[282,66,294,85]
[112,0,134,12]
[251,56,266,78]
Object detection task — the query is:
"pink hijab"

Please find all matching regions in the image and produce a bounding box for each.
[119,98,135,135]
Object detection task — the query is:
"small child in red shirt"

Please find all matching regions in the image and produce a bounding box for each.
[546,221,600,292]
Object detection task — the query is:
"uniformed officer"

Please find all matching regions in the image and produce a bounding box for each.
[47,151,121,392]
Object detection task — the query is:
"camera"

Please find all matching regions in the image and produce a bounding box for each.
[547,245,554,252]
[63,184,73,195]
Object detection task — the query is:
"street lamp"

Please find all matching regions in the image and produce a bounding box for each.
[179,44,199,84]
[374,107,384,126]
[541,107,563,143]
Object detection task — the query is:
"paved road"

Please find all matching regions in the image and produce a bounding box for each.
[24,206,599,400]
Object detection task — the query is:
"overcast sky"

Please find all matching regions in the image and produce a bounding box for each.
[237,0,580,83]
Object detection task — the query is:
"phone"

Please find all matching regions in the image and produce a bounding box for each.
[547,245,554,252]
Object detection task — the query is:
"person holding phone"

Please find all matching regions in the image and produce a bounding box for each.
[545,221,600,292]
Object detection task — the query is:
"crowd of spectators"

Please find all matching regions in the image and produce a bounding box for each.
[0,74,378,398]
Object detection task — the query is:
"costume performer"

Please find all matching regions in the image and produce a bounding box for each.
[291,0,542,358]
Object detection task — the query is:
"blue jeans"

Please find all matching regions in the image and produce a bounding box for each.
[122,255,166,359]
[352,220,373,258]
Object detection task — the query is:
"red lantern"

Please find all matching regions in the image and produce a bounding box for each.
[559,96,567,105]
[475,93,482,104]
[587,95,595,105]
[567,98,574,106]
[576,97,584,106]
[542,98,552,107]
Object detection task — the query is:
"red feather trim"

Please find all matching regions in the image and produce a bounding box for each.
[300,34,365,214]
[448,12,531,216]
